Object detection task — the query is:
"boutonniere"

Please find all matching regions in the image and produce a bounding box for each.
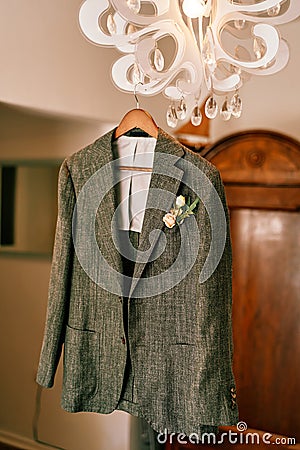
[163,195,200,229]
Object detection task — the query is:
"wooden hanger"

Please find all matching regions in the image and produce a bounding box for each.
[115,108,158,140]
[115,84,158,140]
[114,86,158,172]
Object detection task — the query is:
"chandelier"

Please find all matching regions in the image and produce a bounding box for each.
[79,0,300,127]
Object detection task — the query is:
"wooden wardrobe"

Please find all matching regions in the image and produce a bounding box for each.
[167,130,300,449]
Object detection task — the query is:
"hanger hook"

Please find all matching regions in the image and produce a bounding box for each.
[134,82,143,109]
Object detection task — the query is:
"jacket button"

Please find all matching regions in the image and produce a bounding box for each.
[121,336,126,345]
[119,296,122,303]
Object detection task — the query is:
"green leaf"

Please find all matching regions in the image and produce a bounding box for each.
[189,197,200,211]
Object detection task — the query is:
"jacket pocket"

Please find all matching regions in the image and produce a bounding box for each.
[63,325,99,399]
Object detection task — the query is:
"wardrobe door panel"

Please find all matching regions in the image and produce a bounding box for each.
[231,208,300,438]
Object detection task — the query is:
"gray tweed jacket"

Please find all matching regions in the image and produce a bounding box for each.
[36,128,239,436]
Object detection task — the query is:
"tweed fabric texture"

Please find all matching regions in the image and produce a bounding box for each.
[36,128,239,435]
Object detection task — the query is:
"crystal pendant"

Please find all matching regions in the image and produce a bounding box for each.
[153,47,164,72]
[230,92,242,118]
[107,14,116,35]
[132,63,143,85]
[191,105,202,126]
[267,3,281,16]
[176,98,187,120]
[220,98,231,121]
[126,0,141,14]
[202,33,216,72]
[126,23,137,35]
[166,105,178,128]
[253,37,264,60]
[234,19,246,30]
[205,96,218,119]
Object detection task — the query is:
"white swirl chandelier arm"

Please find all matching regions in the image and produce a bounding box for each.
[214,23,280,70]
[244,40,290,76]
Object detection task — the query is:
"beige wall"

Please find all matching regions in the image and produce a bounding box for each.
[0,2,299,449]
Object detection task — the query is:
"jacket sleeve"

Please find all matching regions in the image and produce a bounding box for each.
[203,167,238,421]
[36,159,75,388]
[196,163,235,369]
[208,167,234,364]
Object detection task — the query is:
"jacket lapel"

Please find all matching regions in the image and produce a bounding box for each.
[129,129,185,297]
[85,129,124,278]
[82,127,185,298]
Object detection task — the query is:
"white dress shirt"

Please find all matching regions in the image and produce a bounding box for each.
[114,135,156,232]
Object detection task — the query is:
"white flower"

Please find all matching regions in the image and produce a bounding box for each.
[163,212,177,229]
[175,195,185,208]
[163,195,200,229]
